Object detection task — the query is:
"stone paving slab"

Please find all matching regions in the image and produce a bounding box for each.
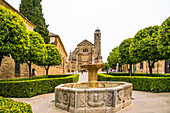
[11,73,170,113]
[12,91,170,113]
[117,91,170,113]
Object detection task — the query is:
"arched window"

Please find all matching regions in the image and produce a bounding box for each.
[97,34,99,38]
[83,48,88,52]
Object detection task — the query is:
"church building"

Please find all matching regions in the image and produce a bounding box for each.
[68,28,103,72]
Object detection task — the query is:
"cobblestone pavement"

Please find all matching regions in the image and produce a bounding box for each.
[12,73,170,113]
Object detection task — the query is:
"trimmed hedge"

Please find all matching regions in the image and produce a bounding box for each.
[0,74,72,82]
[0,74,79,98]
[0,96,32,113]
[98,73,170,92]
[48,74,71,78]
[107,72,170,77]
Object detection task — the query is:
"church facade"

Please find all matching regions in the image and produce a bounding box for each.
[68,28,103,72]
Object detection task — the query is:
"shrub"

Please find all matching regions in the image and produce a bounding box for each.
[0,96,32,113]
[107,72,170,77]
[98,73,170,92]
[48,74,72,78]
[0,76,47,82]
[0,74,79,98]
[0,74,72,82]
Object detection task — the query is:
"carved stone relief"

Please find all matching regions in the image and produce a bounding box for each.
[70,92,75,107]
[116,90,124,105]
[63,92,69,105]
[56,90,62,103]
[77,92,86,108]
[106,92,114,107]
[87,92,105,107]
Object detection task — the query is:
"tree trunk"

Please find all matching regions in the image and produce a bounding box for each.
[28,62,32,77]
[0,53,3,66]
[26,61,32,77]
[0,57,2,66]
[149,65,152,76]
[157,62,159,73]
[130,64,132,76]
[148,60,155,77]
[45,68,48,77]
[44,66,50,78]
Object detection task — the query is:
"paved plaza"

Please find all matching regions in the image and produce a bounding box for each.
[12,73,170,113]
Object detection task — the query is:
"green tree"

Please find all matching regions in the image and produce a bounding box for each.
[157,16,170,60]
[130,25,161,76]
[0,6,28,66]
[103,62,110,71]
[107,46,119,69]
[19,0,33,21]
[119,38,136,76]
[16,31,45,77]
[20,0,50,44]
[41,44,62,77]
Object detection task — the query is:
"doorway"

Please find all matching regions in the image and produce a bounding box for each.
[165,60,170,73]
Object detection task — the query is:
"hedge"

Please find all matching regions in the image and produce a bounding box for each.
[107,72,170,77]
[0,74,72,82]
[0,96,32,113]
[98,73,170,92]
[0,74,79,98]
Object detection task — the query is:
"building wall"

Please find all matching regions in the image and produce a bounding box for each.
[121,60,166,74]
[68,41,94,72]
[49,33,68,74]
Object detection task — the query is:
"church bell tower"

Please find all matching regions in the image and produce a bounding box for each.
[94,28,102,63]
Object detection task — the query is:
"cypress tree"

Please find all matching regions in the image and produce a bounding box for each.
[19,0,33,21]
[19,0,50,44]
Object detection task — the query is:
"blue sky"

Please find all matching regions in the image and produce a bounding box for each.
[6,0,170,62]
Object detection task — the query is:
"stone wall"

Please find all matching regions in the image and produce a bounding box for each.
[121,60,166,74]
[0,56,65,79]
[0,56,15,78]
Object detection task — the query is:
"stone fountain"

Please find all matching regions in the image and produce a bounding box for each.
[55,64,132,113]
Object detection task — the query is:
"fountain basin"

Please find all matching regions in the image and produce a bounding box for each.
[55,81,132,113]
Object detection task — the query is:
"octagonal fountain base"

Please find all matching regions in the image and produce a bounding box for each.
[55,81,132,113]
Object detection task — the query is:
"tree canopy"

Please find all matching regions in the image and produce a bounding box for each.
[119,38,136,75]
[107,46,119,69]
[27,31,46,64]
[19,0,33,21]
[103,62,110,71]
[41,44,62,77]
[28,31,46,77]
[0,6,28,66]
[119,38,135,64]
[130,25,161,76]
[157,16,170,60]
[20,0,50,44]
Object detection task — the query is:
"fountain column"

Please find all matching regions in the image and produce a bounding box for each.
[81,64,105,88]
